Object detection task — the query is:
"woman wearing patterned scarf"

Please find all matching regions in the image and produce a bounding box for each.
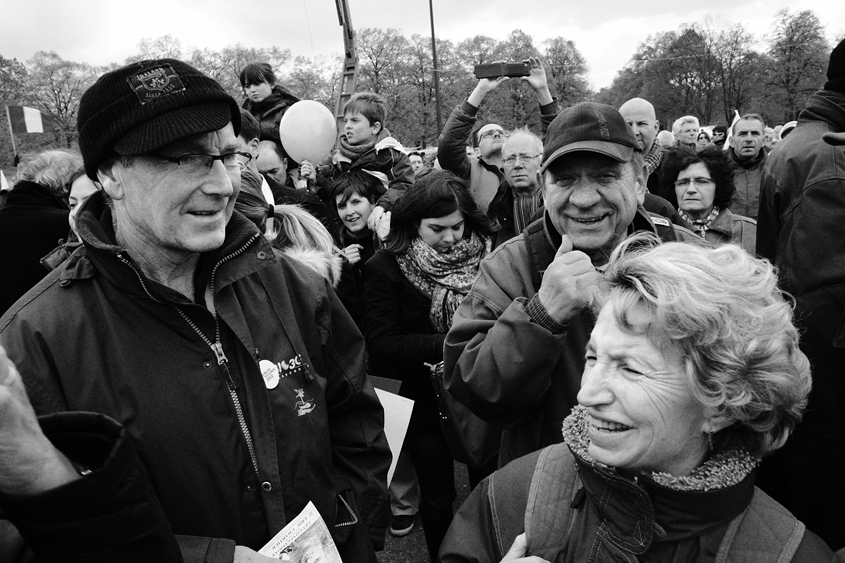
[660,146,756,253]
[441,235,832,562]
[364,171,498,562]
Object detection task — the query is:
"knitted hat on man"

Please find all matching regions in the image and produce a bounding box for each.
[825,38,845,94]
[540,102,638,174]
[77,59,241,179]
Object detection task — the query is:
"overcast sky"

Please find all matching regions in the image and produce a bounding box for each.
[3,0,843,90]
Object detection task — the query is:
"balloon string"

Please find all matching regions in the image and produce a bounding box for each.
[302,0,316,58]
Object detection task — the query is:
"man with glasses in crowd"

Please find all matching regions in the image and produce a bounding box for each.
[486,128,545,247]
[0,59,389,563]
[438,57,557,212]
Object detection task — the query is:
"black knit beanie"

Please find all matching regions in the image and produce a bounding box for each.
[77,59,241,180]
[824,38,845,94]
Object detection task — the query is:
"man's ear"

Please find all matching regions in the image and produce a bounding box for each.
[248,137,260,156]
[372,121,383,135]
[97,158,125,201]
[541,171,552,199]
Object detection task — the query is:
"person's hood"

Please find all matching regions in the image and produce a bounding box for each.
[799,89,845,131]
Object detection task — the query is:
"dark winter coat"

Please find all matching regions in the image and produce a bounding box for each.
[241,85,300,145]
[364,250,444,424]
[0,181,69,315]
[0,192,390,563]
[0,412,182,562]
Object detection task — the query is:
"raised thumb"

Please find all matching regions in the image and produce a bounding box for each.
[502,533,528,560]
[556,234,573,258]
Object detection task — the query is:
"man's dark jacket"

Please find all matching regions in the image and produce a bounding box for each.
[755,88,845,550]
[0,181,69,315]
[0,193,390,562]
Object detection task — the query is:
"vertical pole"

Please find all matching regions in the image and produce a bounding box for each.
[429,0,443,138]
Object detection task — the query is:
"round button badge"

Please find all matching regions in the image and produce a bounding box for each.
[259,359,280,389]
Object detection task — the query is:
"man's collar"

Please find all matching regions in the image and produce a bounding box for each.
[728,146,766,168]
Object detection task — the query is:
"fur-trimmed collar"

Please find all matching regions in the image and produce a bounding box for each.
[562,405,757,492]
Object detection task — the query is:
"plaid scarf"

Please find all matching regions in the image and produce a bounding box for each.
[644,139,662,177]
[338,127,391,161]
[679,206,720,238]
[396,232,491,333]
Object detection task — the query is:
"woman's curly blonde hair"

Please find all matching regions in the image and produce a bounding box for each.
[601,233,811,459]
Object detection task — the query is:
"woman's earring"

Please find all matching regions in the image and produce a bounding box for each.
[707,430,714,453]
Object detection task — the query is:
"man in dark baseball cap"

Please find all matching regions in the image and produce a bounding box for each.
[0,59,389,562]
[444,101,699,471]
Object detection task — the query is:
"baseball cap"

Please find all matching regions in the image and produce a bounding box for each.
[540,102,638,174]
[77,59,241,179]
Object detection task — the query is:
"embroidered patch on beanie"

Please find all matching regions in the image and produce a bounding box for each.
[126,64,186,105]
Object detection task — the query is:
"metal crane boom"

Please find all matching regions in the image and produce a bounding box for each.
[334,0,358,119]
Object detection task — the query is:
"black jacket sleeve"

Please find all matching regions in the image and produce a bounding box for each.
[0,412,185,563]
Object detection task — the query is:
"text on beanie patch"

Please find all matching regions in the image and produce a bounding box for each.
[126,64,186,105]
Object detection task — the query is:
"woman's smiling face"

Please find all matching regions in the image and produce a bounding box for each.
[577,301,713,476]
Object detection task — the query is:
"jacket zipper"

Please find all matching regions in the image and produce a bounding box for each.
[116,233,262,477]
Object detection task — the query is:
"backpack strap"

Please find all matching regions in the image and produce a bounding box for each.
[647,212,679,242]
[522,220,553,292]
[524,444,580,559]
[715,486,805,563]
[487,444,579,559]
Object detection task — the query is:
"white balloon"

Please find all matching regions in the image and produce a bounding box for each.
[279,100,338,164]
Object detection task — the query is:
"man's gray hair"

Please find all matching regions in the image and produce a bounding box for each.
[671,116,700,137]
[15,149,83,196]
[503,127,543,154]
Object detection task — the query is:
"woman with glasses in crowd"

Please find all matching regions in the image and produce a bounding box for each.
[661,146,756,253]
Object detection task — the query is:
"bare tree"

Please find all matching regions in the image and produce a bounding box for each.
[766,9,829,121]
[284,54,341,108]
[542,37,590,107]
[356,28,409,95]
[704,19,761,122]
[26,51,99,147]
[125,35,183,63]
[455,35,500,73]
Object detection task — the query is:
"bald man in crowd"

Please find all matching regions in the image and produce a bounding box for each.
[619,98,661,194]
[618,98,684,226]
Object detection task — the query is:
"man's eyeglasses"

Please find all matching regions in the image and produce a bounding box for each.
[153,152,253,175]
[478,129,509,141]
[674,176,714,188]
[503,153,541,165]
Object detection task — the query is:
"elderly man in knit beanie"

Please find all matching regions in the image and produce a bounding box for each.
[0,59,389,562]
[756,38,845,551]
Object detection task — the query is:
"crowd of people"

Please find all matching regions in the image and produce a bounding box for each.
[0,35,843,563]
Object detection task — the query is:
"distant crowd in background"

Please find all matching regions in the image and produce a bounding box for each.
[0,32,844,563]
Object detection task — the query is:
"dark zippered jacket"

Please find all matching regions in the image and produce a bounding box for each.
[0,192,390,562]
